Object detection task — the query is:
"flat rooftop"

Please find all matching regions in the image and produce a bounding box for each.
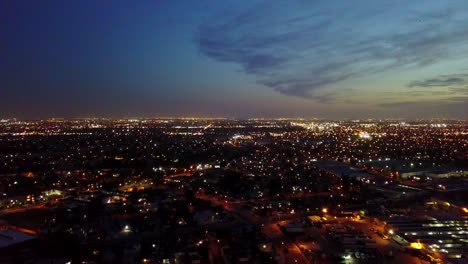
[0,229,37,248]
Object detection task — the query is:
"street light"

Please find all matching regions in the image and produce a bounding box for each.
[122,225,131,233]
[322,208,328,214]
[410,242,423,250]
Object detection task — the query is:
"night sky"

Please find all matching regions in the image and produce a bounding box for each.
[1,0,467,119]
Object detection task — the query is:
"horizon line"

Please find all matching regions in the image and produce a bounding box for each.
[1,117,467,122]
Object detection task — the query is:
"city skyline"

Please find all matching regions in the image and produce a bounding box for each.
[1,0,468,119]
[1,2,467,261]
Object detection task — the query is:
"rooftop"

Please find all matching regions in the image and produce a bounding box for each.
[0,229,37,249]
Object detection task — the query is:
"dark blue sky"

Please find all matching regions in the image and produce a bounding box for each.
[1,0,467,119]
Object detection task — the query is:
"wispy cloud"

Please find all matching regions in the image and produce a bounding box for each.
[380,96,467,106]
[449,87,468,95]
[313,93,337,104]
[378,97,467,118]
[406,90,453,96]
[408,73,468,88]
[197,1,468,101]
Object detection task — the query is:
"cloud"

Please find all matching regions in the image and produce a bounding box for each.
[378,97,467,118]
[380,96,467,107]
[406,90,453,96]
[312,93,337,104]
[407,74,468,88]
[449,87,468,95]
[197,1,468,101]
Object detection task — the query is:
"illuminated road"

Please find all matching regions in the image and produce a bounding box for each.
[262,223,310,264]
[207,234,224,264]
[197,192,310,264]
[199,191,433,264]
[0,203,46,215]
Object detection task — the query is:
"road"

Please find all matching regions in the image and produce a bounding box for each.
[262,222,310,264]
[0,203,46,215]
[197,192,310,264]
[207,234,224,264]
